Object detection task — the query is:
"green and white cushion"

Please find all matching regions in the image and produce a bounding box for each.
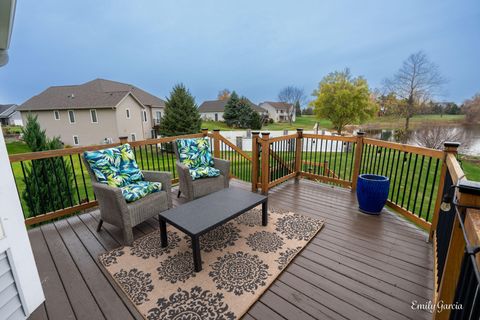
[85,144,162,202]
[189,166,221,180]
[176,138,215,169]
[176,138,220,180]
[83,147,123,187]
[117,144,144,184]
[120,181,162,203]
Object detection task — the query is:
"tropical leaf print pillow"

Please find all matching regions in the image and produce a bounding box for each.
[84,147,123,187]
[118,144,144,184]
[176,138,214,169]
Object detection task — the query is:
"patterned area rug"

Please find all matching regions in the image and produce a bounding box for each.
[99,207,325,319]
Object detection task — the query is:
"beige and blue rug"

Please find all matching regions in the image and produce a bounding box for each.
[99,207,325,319]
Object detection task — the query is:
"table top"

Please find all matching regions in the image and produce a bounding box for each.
[160,187,267,236]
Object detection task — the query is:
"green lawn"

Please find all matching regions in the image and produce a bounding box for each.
[462,160,480,181]
[202,114,465,132]
[6,141,30,154]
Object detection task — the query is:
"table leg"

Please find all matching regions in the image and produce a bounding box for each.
[262,199,268,226]
[159,218,168,248]
[191,236,202,272]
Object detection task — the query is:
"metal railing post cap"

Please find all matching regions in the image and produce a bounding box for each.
[201,128,208,135]
[357,131,365,136]
[213,129,220,132]
[444,141,461,148]
[252,131,260,136]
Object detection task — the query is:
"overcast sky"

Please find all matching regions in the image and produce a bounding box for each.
[1,0,479,105]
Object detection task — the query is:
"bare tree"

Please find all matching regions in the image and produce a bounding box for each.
[278,86,307,123]
[383,51,445,131]
[463,93,480,124]
[217,89,231,100]
[414,126,467,150]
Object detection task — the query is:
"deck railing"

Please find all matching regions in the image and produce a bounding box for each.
[8,127,480,318]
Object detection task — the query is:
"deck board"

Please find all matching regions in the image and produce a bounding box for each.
[27,179,433,320]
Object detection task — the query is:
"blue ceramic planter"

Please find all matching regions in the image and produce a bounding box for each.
[356,174,390,215]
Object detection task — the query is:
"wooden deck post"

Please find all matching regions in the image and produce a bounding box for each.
[295,128,303,177]
[434,186,480,319]
[119,136,128,144]
[260,132,270,195]
[251,131,260,192]
[212,129,221,158]
[351,131,365,191]
[429,142,460,241]
[201,128,208,137]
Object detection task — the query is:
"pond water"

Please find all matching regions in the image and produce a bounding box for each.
[362,124,480,156]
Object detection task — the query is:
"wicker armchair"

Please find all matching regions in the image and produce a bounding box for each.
[173,141,230,202]
[82,157,172,245]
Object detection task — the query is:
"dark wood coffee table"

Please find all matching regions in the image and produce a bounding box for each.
[158,187,268,272]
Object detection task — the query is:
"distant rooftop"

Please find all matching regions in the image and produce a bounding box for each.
[18,79,166,111]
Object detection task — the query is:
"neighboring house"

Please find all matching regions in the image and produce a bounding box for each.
[198,99,267,121]
[0,104,23,126]
[17,79,166,146]
[259,101,295,122]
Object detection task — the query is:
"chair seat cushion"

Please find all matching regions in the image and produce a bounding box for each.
[120,181,162,203]
[189,166,220,180]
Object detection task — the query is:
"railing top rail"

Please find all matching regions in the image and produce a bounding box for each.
[9,133,205,162]
[214,134,252,161]
[302,133,357,142]
[363,137,444,159]
[267,134,298,143]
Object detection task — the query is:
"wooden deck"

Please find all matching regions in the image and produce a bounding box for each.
[27,179,433,320]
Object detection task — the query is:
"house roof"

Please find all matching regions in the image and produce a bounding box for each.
[0,104,18,118]
[18,79,166,111]
[198,99,267,113]
[261,101,293,110]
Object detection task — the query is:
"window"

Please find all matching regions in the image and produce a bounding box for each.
[155,111,161,124]
[73,135,79,145]
[215,113,218,121]
[126,108,130,119]
[90,109,98,123]
[130,133,136,141]
[68,110,76,123]
[143,110,148,122]
[53,110,60,120]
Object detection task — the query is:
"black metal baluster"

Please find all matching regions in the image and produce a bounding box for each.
[20,161,35,217]
[406,154,419,212]
[69,155,81,204]
[155,144,161,170]
[413,155,425,215]
[50,158,66,209]
[338,141,344,180]
[59,157,74,207]
[328,138,333,178]
[149,144,156,171]
[390,149,400,200]
[349,142,355,180]
[138,145,144,170]
[384,148,392,177]
[426,159,440,221]
[77,154,90,202]
[30,160,47,214]
[400,152,413,208]
[395,151,407,204]
[419,157,432,219]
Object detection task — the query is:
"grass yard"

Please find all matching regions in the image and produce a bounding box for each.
[202,114,465,132]
[6,141,30,154]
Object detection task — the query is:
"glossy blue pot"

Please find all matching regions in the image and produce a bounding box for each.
[356,174,390,215]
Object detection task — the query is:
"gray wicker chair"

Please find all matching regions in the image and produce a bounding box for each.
[82,157,172,245]
[173,141,230,202]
